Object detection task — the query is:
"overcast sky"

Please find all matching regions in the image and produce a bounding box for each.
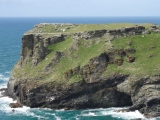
[0,0,160,17]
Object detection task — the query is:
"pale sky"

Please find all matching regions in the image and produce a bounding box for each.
[0,0,160,17]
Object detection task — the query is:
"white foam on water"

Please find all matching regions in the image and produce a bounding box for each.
[75,116,80,120]
[0,73,9,88]
[102,110,144,119]
[51,113,62,120]
[0,72,158,120]
[0,95,48,119]
[54,115,61,120]
[100,107,155,120]
[0,72,49,119]
[0,96,17,114]
[0,83,7,89]
[5,71,10,74]
[82,112,96,116]
[55,109,65,112]
[79,107,158,120]
[0,73,9,82]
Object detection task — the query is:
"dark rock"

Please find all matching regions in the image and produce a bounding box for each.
[7,24,160,118]
[9,102,23,108]
[74,26,145,40]
[8,74,131,109]
[150,46,156,49]
[125,48,136,54]
[114,108,130,112]
[0,88,8,97]
[114,57,123,66]
[72,66,80,74]
[151,26,157,30]
[19,34,64,67]
[129,104,145,111]
[127,56,135,63]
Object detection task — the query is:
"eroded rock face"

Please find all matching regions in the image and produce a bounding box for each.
[116,75,160,117]
[20,34,64,67]
[64,49,135,83]
[8,72,160,117]
[74,26,145,40]
[64,53,109,83]
[9,74,132,109]
[7,24,160,118]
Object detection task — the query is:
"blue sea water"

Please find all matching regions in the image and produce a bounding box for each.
[0,17,160,120]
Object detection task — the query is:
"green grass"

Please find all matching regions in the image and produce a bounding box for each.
[66,23,153,32]
[14,23,160,86]
[13,36,110,85]
[27,23,154,34]
[103,33,160,76]
[41,24,72,33]
[47,38,110,84]
[13,37,73,83]
[48,37,72,52]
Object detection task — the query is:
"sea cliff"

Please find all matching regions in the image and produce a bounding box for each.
[7,23,160,118]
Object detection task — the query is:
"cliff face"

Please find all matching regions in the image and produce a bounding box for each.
[20,34,64,67]
[7,23,160,118]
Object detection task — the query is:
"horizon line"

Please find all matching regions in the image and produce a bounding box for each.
[0,16,160,18]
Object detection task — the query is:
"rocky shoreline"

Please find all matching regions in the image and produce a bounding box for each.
[6,23,160,118]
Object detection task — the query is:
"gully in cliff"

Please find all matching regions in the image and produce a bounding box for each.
[7,23,160,118]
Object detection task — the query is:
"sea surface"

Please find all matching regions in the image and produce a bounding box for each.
[0,17,160,120]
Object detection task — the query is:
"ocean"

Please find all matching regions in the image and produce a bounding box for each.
[0,17,160,120]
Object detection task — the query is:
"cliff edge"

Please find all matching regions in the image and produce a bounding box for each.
[7,23,160,118]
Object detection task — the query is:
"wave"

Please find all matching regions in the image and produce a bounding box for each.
[0,72,158,120]
[5,71,10,74]
[0,72,50,119]
[77,107,158,120]
[0,73,9,82]
[0,93,159,120]
[101,108,145,119]
[0,73,9,89]
[0,95,49,119]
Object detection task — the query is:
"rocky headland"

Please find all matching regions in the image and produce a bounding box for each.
[6,23,160,118]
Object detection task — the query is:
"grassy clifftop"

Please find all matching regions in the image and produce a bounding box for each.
[26,23,153,34]
[8,23,160,117]
[105,33,160,76]
[13,23,160,86]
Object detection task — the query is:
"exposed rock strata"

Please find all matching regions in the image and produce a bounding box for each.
[20,34,64,67]
[74,26,145,40]
[7,24,160,118]
[9,74,132,109]
[64,49,135,83]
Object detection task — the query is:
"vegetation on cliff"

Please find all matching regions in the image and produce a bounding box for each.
[8,23,160,117]
[13,23,160,85]
[105,33,160,76]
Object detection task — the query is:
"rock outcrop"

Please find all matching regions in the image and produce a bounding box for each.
[20,34,64,67]
[7,23,160,118]
[9,102,23,108]
[9,74,132,109]
[74,26,145,40]
[64,49,135,83]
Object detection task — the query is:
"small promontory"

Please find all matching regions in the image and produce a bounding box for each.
[7,23,160,118]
